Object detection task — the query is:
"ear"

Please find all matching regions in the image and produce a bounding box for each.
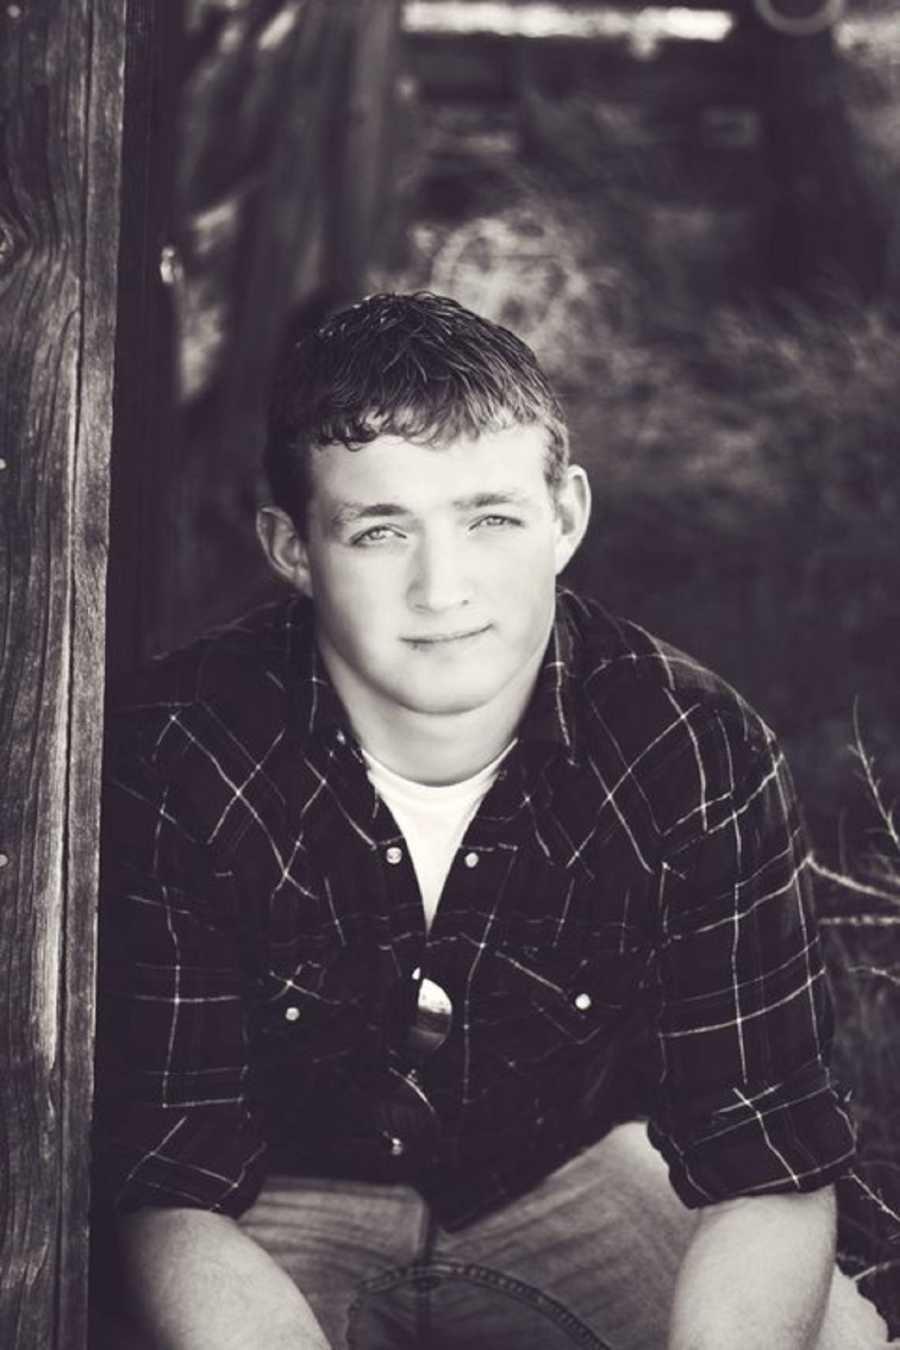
[256,506,313,597]
[553,465,591,575]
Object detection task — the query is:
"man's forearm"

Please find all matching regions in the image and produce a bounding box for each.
[668,1186,836,1350]
[118,1207,331,1350]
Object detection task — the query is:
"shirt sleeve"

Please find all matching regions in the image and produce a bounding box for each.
[646,709,857,1208]
[93,709,268,1218]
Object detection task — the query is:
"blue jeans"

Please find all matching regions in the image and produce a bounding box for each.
[239,1122,893,1350]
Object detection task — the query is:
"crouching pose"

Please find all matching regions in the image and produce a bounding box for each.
[93,292,894,1349]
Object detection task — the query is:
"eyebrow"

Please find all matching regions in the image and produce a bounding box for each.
[329,502,411,532]
[329,490,535,532]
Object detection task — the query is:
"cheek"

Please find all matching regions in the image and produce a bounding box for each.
[489,536,558,597]
[489,554,557,643]
[311,554,400,639]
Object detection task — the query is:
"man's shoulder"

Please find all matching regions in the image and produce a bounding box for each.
[559,589,771,756]
[106,596,315,757]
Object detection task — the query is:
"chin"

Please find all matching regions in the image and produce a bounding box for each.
[393,676,503,718]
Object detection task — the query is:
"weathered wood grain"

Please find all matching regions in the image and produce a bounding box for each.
[0,2,124,1346]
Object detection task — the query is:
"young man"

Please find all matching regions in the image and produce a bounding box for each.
[94,292,893,1349]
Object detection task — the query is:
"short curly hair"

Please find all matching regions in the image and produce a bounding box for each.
[264,291,569,533]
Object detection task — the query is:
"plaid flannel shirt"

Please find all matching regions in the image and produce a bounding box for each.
[93,588,855,1229]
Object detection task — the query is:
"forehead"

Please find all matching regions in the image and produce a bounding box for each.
[309,424,552,508]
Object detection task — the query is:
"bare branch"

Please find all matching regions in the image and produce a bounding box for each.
[845,965,900,988]
[819,915,900,928]
[846,1173,900,1229]
[810,857,900,907]
[852,705,900,856]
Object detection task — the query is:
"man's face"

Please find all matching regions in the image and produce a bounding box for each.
[265,424,589,722]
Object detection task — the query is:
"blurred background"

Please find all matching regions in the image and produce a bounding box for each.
[108,0,900,1325]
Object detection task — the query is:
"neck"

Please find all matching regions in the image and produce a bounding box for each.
[320,648,541,786]
[357,705,522,785]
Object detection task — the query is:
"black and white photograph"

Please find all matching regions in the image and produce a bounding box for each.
[1,2,899,1346]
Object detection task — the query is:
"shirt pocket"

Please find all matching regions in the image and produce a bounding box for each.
[487,921,650,1049]
[254,938,369,1063]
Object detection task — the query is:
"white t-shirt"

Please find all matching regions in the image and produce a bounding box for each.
[362,742,516,931]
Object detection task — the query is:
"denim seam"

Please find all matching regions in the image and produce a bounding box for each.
[418,1206,438,1344]
[347,1260,612,1349]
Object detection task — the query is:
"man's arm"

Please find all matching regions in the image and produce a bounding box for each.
[95,694,308,1340]
[648,709,855,1210]
[668,1186,836,1350]
[645,708,856,1347]
[118,1208,330,1350]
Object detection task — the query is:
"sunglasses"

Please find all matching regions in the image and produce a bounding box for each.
[373,969,453,1166]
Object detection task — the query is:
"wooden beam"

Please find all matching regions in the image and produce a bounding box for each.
[406,30,753,105]
[0,2,125,1345]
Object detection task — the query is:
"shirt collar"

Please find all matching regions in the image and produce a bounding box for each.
[515,589,581,766]
[278,596,354,748]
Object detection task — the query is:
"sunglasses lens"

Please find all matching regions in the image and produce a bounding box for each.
[407,976,452,1062]
[368,975,452,1164]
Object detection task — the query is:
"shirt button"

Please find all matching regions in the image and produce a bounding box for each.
[335,729,346,746]
[387,1135,406,1157]
[573,992,592,1012]
[386,845,403,865]
[284,1005,301,1022]
[463,851,479,868]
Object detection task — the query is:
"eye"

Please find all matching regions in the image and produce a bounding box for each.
[351,524,406,546]
[472,514,522,531]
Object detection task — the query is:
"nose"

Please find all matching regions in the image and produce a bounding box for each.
[407,531,473,613]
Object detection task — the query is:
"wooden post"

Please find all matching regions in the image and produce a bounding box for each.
[744,11,887,296]
[0,2,126,1345]
[327,0,405,302]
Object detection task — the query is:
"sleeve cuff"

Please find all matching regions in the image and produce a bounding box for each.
[93,1107,269,1220]
[648,1068,858,1209]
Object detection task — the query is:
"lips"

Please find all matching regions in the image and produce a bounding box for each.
[403,625,491,646]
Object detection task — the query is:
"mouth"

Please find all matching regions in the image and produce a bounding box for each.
[403,625,491,649]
